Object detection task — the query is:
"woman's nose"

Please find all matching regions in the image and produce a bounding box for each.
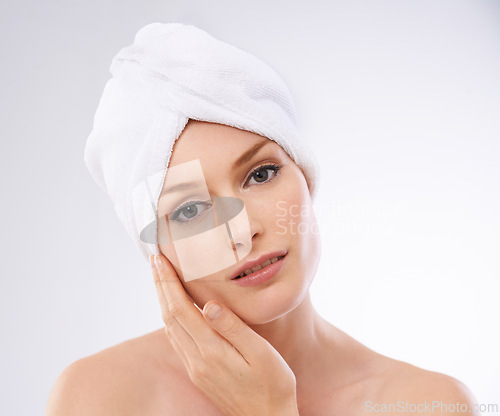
[231,203,262,257]
[213,195,261,258]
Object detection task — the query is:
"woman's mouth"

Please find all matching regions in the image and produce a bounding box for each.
[231,253,287,287]
[233,255,285,279]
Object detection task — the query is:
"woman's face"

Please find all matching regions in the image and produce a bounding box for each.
[158,120,321,325]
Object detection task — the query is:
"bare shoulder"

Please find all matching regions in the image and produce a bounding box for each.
[44,329,174,416]
[326,327,480,415]
[373,357,480,415]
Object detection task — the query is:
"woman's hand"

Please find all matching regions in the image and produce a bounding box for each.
[150,253,300,416]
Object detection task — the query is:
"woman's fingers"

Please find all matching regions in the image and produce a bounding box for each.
[151,261,200,365]
[151,253,268,366]
[164,325,194,375]
[151,254,223,353]
[202,301,267,364]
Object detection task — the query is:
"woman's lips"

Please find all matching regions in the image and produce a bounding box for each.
[231,254,286,287]
[230,250,287,281]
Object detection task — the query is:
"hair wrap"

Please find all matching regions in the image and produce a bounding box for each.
[84,22,320,262]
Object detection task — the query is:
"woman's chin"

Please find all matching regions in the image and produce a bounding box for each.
[186,273,309,325]
[226,287,304,326]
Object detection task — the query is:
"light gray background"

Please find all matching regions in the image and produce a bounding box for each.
[1,0,499,414]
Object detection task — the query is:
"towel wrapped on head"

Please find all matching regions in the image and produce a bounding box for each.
[84,22,320,263]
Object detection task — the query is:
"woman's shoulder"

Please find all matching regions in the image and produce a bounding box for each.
[45,328,178,416]
[367,354,480,415]
[330,331,479,415]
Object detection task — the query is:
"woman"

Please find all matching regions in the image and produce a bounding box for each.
[46,23,479,416]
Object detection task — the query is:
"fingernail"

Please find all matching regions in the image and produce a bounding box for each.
[149,255,156,269]
[206,304,222,320]
[154,255,162,270]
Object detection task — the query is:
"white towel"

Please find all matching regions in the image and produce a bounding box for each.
[84,22,320,263]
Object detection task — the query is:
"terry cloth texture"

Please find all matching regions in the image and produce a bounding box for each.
[84,22,321,262]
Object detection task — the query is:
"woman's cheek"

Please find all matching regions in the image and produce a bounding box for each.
[272,195,312,238]
[182,281,222,311]
[159,242,186,281]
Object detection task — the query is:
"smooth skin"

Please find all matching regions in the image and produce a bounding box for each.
[45,120,480,416]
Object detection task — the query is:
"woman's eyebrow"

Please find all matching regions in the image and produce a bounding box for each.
[231,139,270,170]
[162,139,271,196]
[162,182,201,195]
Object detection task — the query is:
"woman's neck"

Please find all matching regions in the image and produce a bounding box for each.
[247,292,340,389]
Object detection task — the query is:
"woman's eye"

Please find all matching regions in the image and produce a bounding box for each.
[170,201,211,223]
[246,164,281,186]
